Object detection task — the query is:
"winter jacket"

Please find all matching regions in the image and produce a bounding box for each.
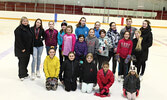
[107,28,120,49]
[45,29,58,46]
[62,34,76,56]
[132,38,144,58]
[14,24,33,57]
[117,38,133,59]
[30,27,45,47]
[79,61,97,84]
[97,69,114,90]
[123,74,140,93]
[59,59,79,82]
[97,36,112,57]
[94,28,100,38]
[57,31,65,50]
[120,26,137,40]
[140,26,153,61]
[85,36,99,55]
[74,40,88,60]
[44,56,60,79]
[75,25,89,38]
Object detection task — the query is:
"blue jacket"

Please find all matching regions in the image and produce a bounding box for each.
[57,31,65,50]
[94,28,100,38]
[75,25,89,38]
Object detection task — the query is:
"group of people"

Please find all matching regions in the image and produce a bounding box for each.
[14,16,153,99]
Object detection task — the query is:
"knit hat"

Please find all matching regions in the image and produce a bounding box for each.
[129,65,137,73]
[61,20,67,26]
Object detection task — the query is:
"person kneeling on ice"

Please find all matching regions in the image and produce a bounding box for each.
[95,61,114,97]
[59,52,79,92]
[123,65,140,100]
[44,47,60,91]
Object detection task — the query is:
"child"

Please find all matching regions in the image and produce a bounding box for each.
[44,47,60,91]
[74,34,88,63]
[45,21,58,55]
[75,17,89,38]
[79,53,97,93]
[62,25,76,60]
[95,61,114,97]
[94,21,101,38]
[97,29,112,70]
[57,20,67,66]
[59,52,79,92]
[85,28,99,66]
[116,31,133,81]
[123,65,140,100]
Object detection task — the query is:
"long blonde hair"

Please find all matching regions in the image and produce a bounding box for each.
[135,30,143,51]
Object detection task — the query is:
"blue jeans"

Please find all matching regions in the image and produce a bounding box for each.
[31,46,43,73]
[46,46,57,55]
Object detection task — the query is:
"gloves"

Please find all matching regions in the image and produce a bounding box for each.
[123,88,127,97]
[125,55,131,64]
[136,89,139,97]
[79,60,84,64]
[115,54,120,62]
[100,89,106,95]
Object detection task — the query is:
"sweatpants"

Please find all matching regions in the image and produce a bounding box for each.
[97,55,109,70]
[46,78,58,90]
[108,51,117,74]
[81,82,94,93]
[18,56,30,78]
[119,57,129,78]
[59,49,63,66]
[64,80,77,92]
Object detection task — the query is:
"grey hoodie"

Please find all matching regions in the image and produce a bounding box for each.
[85,36,99,55]
[120,26,137,40]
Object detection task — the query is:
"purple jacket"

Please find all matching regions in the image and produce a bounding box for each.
[74,40,88,60]
[45,29,58,46]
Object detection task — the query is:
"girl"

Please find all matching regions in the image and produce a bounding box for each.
[57,20,67,66]
[94,21,101,38]
[45,21,58,55]
[44,47,60,91]
[116,31,133,81]
[95,61,114,97]
[62,25,76,60]
[59,52,79,92]
[97,29,112,70]
[123,65,140,100]
[74,34,88,62]
[14,16,33,81]
[132,30,144,75]
[79,53,97,93]
[107,22,120,74]
[85,28,99,66]
[75,17,89,38]
[139,20,153,79]
[30,18,45,80]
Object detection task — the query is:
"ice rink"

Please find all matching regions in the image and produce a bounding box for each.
[0,14,167,100]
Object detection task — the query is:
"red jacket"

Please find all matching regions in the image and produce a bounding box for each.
[97,69,114,90]
[117,38,133,58]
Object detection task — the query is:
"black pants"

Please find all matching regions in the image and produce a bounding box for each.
[59,49,63,66]
[64,80,77,92]
[97,55,109,70]
[133,57,146,75]
[108,51,117,74]
[18,56,30,78]
[119,57,129,78]
[64,56,68,61]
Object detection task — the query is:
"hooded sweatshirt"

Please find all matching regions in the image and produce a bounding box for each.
[75,25,89,38]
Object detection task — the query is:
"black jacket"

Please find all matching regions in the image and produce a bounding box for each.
[59,59,79,82]
[132,38,144,58]
[123,74,140,93]
[30,27,45,47]
[14,24,33,57]
[140,26,153,61]
[79,61,97,84]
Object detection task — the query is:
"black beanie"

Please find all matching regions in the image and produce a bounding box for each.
[61,20,67,26]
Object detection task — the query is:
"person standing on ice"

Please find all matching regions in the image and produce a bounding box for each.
[14,16,33,81]
[75,17,89,38]
[139,20,153,80]
[45,21,58,55]
[30,18,45,80]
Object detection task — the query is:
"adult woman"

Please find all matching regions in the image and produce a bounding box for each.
[14,16,33,81]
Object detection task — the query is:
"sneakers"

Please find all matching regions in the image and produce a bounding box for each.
[20,75,29,81]
[139,75,143,81]
[118,75,121,82]
[31,73,35,80]
[20,78,24,81]
[36,71,41,78]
